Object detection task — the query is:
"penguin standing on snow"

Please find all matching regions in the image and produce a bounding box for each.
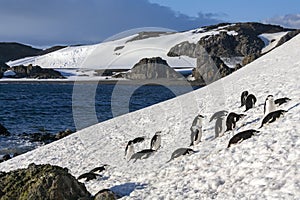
[226,112,246,131]
[214,115,227,138]
[125,140,135,161]
[264,95,276,115]
[150,131,162,151]
[190,125,202,146]
[244,94,257,111]
[240,91,249,107]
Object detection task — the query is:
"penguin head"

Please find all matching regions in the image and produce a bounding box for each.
[155,131,162,135]
[266,95,274,101]
[197,114,205,119]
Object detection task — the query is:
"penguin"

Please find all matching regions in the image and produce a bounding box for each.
[244,94,257,111]
[226,112,246,131]
[90,164,108,174]
[192,114,204,127]
[259,110,287,128]
[227,129,259,148]
[167,148,195,163]
[125,140,135,161]
[209,110,228,122]
[240,91,249,107]
[77,172,101,181]
[130,149,155,162]
[215,115,227,138]
[190,125,202,146]
[132,136,145,144]
[150,131,161,151]
[274,97,291,106]
[264,95,276,115]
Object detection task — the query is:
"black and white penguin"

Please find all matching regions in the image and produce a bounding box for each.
[125,140,135,161]
[190,126,202,146]
[274,97,291,106]
[132,136,145,144]
[130,149,155,162]
[167,148,195,163]
[227,129,259,148]
[90,164,108,174]
[226,112,246,131]
[264,95,276,115]
[209,110,228,122]
[150,131,162,151]
[215,115,227,138]
[240,91,249,107]
[192,114,204,127]
[77,172,101,181]
[259,110,287,128]
[244,94,257,111]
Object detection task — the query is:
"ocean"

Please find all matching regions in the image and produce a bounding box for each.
[0,82,199,156]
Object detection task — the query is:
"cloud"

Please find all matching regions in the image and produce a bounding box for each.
[264,14,300,29]
[0,0,222,46]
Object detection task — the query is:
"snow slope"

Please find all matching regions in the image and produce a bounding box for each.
[259,32,289,54]
[1,34,300,199]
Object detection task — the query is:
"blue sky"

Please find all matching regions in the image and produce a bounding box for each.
[0,0,299,47]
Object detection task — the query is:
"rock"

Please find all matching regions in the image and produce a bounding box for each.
[0,123,10,136]
[10,64,65,79]
[0,63,9,78]
[0,154,11,163]
[94,189,117,200]
[166,22,297,83]
[55,129,74,140]
[125,57,182,80]
[0,163,92,200]
[276,30,300,47]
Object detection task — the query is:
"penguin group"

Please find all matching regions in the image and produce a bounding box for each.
[124,131,162,162]
[120,90,291,164]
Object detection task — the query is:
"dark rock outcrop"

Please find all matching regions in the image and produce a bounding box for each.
[0,163,91,200]
[0,123,10,136]
[276,30,300,47]
[55,129,74,140]
[8,64,65,79]
[125,57,182,80]
[167,22,298,83]
[0,63,9,78]
[94,189,117,200]
[0,154,11,163]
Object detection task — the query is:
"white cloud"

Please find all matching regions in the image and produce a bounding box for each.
[264,14,300,29]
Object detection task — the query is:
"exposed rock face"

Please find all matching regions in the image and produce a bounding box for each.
[0,63,9,78]
[0,123,10,136]
[276,30,300,47]
[9,64,65,79]
[0,163,91,200]
[167,22,297,83]
[125,57,182,80]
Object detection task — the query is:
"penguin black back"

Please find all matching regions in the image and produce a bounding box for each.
[245,94,257,111]
[226,112,246,131]
[259,110,287,128]
[240,91,249,107]
[274,98,291,106]
[227,129,259,148]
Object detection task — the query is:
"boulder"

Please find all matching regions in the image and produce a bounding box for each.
[125,57,182,80]
[10,64,65,79]
[0,63,9,78]
[94,189,117,200]
[0,123,10,136]
[0,163,92,200]
[55,129,74,140]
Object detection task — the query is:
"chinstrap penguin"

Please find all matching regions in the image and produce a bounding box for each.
[190,125,202,146]
[192,114,204,127]
[167,148,195,163]
[209,110,228,122]
[226,112,246,131]
[244,94,257,111]
[150,131,162,151]
[240,91,249,107]
[259,110,287,128]
[130,149,155,162]
[227,129,259,148]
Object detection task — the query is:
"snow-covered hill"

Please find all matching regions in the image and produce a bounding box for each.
[6,23,292,72]
[1,33,300,199]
